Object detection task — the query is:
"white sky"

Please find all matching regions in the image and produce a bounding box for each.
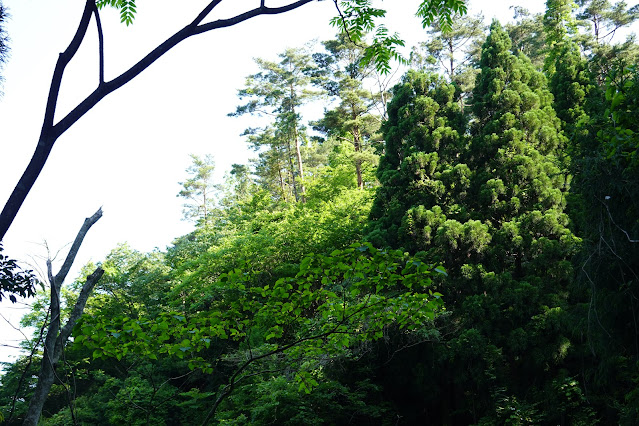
[0,0,599,367]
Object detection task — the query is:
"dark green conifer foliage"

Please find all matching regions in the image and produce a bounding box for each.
[548,42,594,141]
[544,0,597,144]
[369,22,585,423]
[368,71,467,249]
[568,62,639,423]
[543,2,639,417]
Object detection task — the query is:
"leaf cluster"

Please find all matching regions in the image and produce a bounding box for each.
[96,0,137,26]
[0,243,39,303]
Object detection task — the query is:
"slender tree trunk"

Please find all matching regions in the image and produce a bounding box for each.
[203,190,208,225]
[291,94,306,203]
[274,155,287,201]
[285,137,299,202]
[352,109,364,190]
[293,127,306,202]
[448,39,455,79]
[23,209,104,426]
[278,169,286,200]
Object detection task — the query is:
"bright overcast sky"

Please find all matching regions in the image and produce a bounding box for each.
[0,0,589,366]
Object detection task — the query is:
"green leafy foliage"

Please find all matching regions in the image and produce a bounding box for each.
[6,6,639,423]
[330,0,468,74]
[77,243,444,365]
[329,1,402,74]
[416,0,468,33]
[73,243,444,421]
[0,243,39,303]
[96,0,137,26]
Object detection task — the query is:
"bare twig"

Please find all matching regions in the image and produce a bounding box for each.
[601,198,638,243]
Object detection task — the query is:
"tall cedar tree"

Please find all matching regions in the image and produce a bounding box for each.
[368,22,587,423]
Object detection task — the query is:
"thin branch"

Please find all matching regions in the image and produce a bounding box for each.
[0,0,316,241]
[601,198,638,243]
[0,311,31,343]
[6,308,50,423]
[61,209,102,283]
[93,3,105,84]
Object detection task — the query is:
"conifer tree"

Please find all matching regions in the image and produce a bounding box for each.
[312,35,382,189]
[231,47,322,203]
[543,1,639,417]
[369,22,586,423]
[506,7,547,70]
[410,12,485,98]
[177,154,219,226]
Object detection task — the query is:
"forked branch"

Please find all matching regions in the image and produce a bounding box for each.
[0,0,315,241]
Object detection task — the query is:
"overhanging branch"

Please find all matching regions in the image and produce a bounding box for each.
[0,0,317,241]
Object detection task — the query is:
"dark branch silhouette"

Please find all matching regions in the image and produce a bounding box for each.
[0,0,315,241]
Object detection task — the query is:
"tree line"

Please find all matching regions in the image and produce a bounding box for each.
[1,0,639,424]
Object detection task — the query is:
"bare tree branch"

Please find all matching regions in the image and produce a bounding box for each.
[22,208,104,426]
[93,3,105,84]
[0,0,316,241]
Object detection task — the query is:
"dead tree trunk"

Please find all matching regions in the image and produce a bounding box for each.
[22,208,104,426]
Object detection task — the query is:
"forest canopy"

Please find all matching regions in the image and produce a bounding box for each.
[1,0,639,424]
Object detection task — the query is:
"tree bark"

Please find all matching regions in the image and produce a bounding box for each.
[293,125,306,202]
[291,91,306,202]
[351,107,364,190]
[23,209,104,426]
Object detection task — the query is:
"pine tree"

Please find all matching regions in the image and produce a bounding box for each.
[576,0,639,84]
[506,7,547,70]
[410,12,485,99]
[177,154,219,226]
[312,34,382,189]
[231,47,322,202]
